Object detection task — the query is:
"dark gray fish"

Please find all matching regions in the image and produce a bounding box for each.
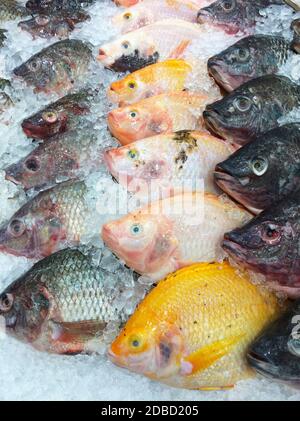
[18,14,87,40]
[25,0,95,15]
[223,189,300,298]
[215,124,300,213]
[13,39,94,94]
[197,0,287,35]
[0,247,135,354]
[208,35,292,92]
[0,0,29,23]
[5,127,106,192]
[203,75,300,145]
[248,300,300,388]
[21,89,97,140]
[292,18,300,53]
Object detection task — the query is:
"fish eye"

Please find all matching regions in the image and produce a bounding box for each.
[128,81,136,90]
[28,59,41,72]
[221,0,234,11]
[42,111,58,123]
[9,219,26,238]
[35,15,50,26]
[122,41,130,49]
[130,223,143,236]
[128,334,143,351]
[123,13,132,20]
[0,293,14,312]
[261,223,281,245]
[234,97,252,112]
[251,157,268,176]
[237,48,249,61]
[129,110,138,119]
[25,157,40,173]
[127,149,139,160]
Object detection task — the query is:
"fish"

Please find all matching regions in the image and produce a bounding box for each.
[109,261,280,390]
[108,59,220,106]
[104,130,233,196]
[25,0,92,15]
[21,89,97,140]
[0,28,7,47]
[0,78,13,114]
[18,13,88,40]
[0,180,89,259]
[203,75,300,145]
[112,0,199,34]
[114,0,214,7]
[0,247,133,354]
[248,300,300,388]
[102,192,250,280]
[13,39,94,94]
[97,19,203,72]
[291,18,300,53]
[0,0,29,22]
[5,128,105,192]
[223,189,300,298]
[207,35,293,92]
[214,123,300,214]
[107,92,210,145]
[197,0,286,35]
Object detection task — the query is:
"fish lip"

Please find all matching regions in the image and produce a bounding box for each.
[5,171,22,187]
[197,9,212,24]
[102,225,120,248]
[207,63,234,92]
[222,238,248,260]
[203,110,224,136]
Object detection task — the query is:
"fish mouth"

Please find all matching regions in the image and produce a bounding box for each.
[4,170,22,187]
[197,9,212,25]
[203,110,226,138]
[207,62,235,92]
[102,224,120,249]
[97,48,114,67]
[222,237,248,262]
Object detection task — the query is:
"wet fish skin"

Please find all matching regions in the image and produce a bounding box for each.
[248,300,300,388]
[203,75,300,145]
[292,18,300,53]
[197,0,285,35]
[0,180,88,259]
[215,123,300,214]
[0,0,29,22]
[0,29,7,47]
[223,189,300,298]
[25,0,93,15]
[5,128,105,192]
[98,19,203,73]
[21,89,97,140]
[109,261,280,390]
[102,192,250,280]
[107,92,210,145]
[18,12,90,40]
[0,78,13,113]
[208,35,292,92]
[105,130,233,196]
[13,39,94,94]
[0,247,130,354]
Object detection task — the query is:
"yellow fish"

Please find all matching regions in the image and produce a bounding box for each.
[109,262,281,390]
[108,59,220,106]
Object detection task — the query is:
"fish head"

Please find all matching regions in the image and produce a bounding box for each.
[203,85,263,145]
[109,319,184,378]
[197,0,252,35]
[19,15,74,39]
[102,212,177,276]
[215,133,282,213]
[13,52,54,92]
[248,302,300,387]
[114,0,140,6]
[292,19,300,54]
[0,275,50,343]
[98,33,158,73]
[5,148,56,191]
[108,74,146,106]
[26,0,54,14]
[104,139,170,192]
[0,199,63,259]
[208,37,261,91]
[112,6,152,34]
[108,102,167,145]
[222,200,299,279]
[22,106,68,139]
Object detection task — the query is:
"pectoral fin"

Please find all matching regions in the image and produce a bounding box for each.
[169,40,191,59]
[181,334,244,376]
